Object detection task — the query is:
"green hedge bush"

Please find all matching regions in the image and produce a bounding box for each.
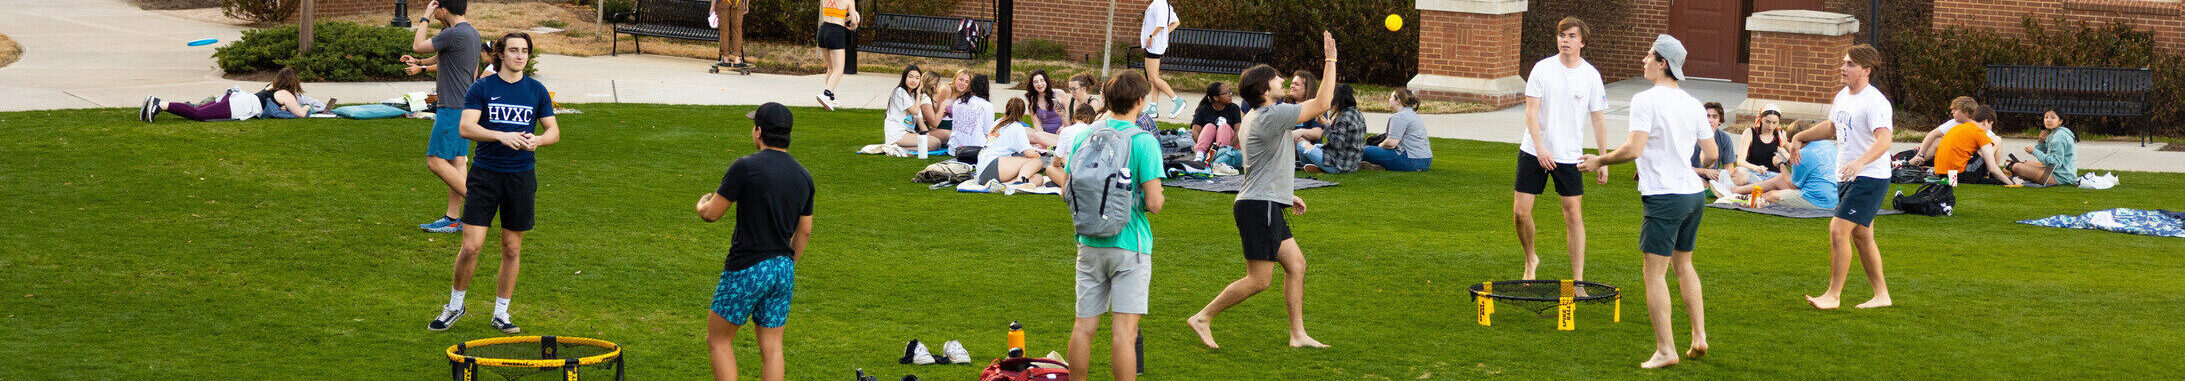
[221,0,297,23]
[1892,17,2183,137]
[216,22,413,82]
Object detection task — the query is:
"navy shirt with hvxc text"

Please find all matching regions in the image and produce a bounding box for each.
[464,75,556,173]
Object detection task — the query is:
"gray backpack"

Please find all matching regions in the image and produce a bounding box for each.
[1066,122,1150,238]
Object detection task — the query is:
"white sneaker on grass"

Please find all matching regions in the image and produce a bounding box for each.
[941,340,972,364]
[490,316,521,334]
[427,307,465,332]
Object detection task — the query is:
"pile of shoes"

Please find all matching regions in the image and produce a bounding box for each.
[900,339,973,365]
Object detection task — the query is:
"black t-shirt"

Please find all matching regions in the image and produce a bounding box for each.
[1190,101,1242,128]
[716,149,816,272]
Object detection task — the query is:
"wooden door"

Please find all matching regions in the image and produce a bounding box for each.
[1668,0,1748,82]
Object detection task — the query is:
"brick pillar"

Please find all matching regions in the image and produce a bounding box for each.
[1407,0,1526,108]
[1737,10,1860,122]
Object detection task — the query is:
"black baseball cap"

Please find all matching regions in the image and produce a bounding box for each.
[747,102,793,130]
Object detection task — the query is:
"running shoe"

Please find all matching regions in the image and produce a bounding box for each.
[941,340,972,364]
[140,96,160,123]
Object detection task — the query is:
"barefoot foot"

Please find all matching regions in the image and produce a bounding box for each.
[1855,295,1892,309]
[1685,342,1708,359]
[1640,351,1679,369]
[1288,333,1329,348]
[1185,314,1220,349]
[1805,294,1840,310]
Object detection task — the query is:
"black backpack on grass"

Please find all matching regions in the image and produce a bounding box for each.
[1893,181,1955,217]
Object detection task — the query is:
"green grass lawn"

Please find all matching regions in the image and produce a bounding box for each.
[3,104,2181,379]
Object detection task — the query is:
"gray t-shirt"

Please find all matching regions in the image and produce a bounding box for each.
[1689,128,1738,168]
[1237,103,1302,204]
[1388,108,1432,159]
[432,23,481,109]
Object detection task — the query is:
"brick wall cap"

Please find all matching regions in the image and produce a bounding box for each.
[1746,10,1860,36]
[1417,0,1527,15]
[1408,74,1527,97]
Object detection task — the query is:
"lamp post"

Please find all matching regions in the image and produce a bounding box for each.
[391,0,411,28]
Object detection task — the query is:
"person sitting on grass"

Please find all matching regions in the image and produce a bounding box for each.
[1718,126,1839,211]
[974,98,1050,191]
[947,74,997,163]
[1284,70,1331,143]
[1190,82,1242,161]
[139,66,316,123]
[1055,103,1099,160]
[695,102,815,381]
[1024,69,1068,147]
[2008,109,2077,186]
[1723,105,1789,186]
[1361,88,1431,172]
[1929,105,2021,186]
[883,65,948,150]
[1302,84,1369,173]
[1066,73,1102,114]
[1908,96,1981,166]
[1689,102,1739,180]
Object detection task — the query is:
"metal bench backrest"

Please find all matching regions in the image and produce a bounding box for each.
[1164,28,1276,63]
[872,14,992,46]
[1984,65,2152,117]
[634,0,712,29]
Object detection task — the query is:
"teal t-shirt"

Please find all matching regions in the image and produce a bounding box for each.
[1067,119,1167,254]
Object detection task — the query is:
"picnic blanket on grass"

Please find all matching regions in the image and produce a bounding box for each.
[1707,203,1904,219]
[1162,176,1338,193]
[2017,208,2185,238]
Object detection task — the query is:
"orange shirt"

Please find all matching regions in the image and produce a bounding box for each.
[1933,122,1993,174]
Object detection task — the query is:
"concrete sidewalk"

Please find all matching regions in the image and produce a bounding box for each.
[3,0,2178,174]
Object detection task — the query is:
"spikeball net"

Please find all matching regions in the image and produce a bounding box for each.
[1467,279,1622,330]
[446,336,624,381]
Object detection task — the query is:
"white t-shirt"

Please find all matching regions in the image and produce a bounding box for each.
[885,87,917,140]
[949,96,995,154]
[976,121,1036,175]
[1055,122,1090,159]
[1830,84,1894,180]
[1628,86,1711,196]
[1520,56,1609,164]
[1140,0,1179,54]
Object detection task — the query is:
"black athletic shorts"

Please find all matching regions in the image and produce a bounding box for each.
[461,169,538,231]
[1233,200,1293,262]
[1834,177,1889,227]
[1514,151,1584,197]
[1145,52,1163,60]
[817,23,850,50]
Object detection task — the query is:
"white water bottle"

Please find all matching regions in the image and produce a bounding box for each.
[917,134,930,159]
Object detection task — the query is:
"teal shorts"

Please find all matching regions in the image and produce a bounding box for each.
[428,107,471,160]
[1639,192,1705,257]
[711,256,796,328]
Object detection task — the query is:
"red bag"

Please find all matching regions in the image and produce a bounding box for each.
[977,357,1069,381]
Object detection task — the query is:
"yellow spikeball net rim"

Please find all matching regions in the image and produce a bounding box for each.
[445,336,622,368]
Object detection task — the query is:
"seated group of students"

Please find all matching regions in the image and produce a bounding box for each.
[879,65,1438,190]
[1700,95,2080,210]
[1903,96,2079,187]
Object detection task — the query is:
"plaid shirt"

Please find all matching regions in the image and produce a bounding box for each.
[1318,109,1369,173]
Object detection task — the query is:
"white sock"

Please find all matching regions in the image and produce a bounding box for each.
[493,298,511,319]
[446,289,466,311]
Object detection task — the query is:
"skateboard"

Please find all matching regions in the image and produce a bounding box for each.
[709,61,751,75]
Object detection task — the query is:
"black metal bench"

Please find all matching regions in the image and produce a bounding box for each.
[1983,65,2155,146]
[1125,28,1276,75]
[857,13,992,60]
[610,0,716,56]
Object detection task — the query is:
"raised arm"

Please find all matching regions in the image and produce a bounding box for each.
[410,1,440,53]
[1294,31,1338,123]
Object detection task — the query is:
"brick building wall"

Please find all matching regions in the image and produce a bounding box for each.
[1580,0,1668,81]
[1418,10,1520,82]
[1745,31,1853,105]
[1932,0,2185,52]
[934,0,1150,60]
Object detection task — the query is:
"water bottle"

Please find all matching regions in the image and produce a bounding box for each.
[1007,321,1026,356]
[1947,170,1959,187]
[916,132,930,159]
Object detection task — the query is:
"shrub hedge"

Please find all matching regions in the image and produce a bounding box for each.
[221,0,297,23]
[214,22,413,82]
[1892,17,2183,136]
